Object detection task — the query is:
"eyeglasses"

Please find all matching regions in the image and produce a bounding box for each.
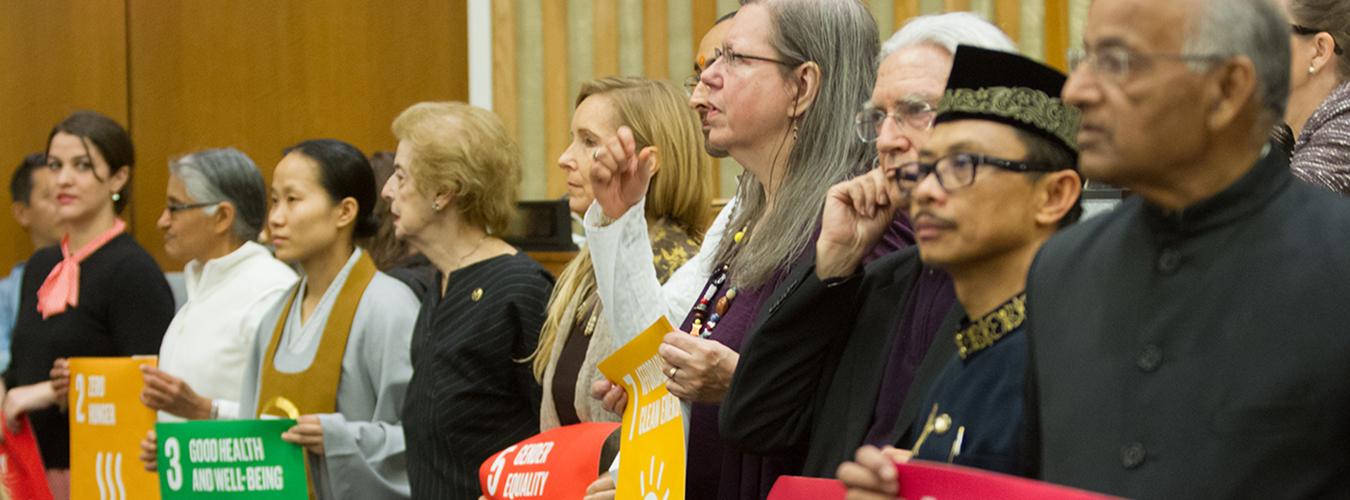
[165,201,220,214]
[897,153,1058,193]
[711,46,796,70]
[854,100,937,143]
[1067,46,1228,84]
[1291,24,1345,55]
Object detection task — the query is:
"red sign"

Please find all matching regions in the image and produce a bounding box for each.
[1,415,54,500]
[767,461,1119,500]
[479,423,619,499]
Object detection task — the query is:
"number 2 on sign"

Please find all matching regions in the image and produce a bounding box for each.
[75,374,86,423]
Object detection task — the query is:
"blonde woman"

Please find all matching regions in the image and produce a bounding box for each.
[382,102,554,499]
[533,77,713,430]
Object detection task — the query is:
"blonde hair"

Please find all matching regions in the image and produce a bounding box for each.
[391,102,521,235]
[531,76,714,381]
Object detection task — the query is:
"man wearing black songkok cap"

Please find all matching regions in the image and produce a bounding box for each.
[830,45,1083,497]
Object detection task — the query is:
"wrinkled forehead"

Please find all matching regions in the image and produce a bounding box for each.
[721,4,774,50]
[1083,0,1195,53]
[873,44,952,107]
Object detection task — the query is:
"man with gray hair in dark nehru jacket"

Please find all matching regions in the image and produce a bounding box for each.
[1026,0,1350,497]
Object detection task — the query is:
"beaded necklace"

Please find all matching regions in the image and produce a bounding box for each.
[689,227,746,338]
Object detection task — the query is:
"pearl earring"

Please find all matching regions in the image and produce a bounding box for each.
[112,192,121,202]
[433,202,442,211]
[1309,65,1317,75]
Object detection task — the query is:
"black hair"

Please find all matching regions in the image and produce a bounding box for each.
[282,139,379,238]
[46,111,135,213]
[10,152,46,204]
[716,9,738,24]
[1015,128,1082,227]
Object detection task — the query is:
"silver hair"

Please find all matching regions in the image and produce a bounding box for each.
[169,147,268,242]
[879,11,1017,61]
[720,0,879,288]
[1184,0,1290,129]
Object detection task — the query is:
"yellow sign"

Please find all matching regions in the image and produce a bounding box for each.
[69,356,160,500]
[597,317,685,500]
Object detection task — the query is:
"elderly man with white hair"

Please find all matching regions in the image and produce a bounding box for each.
[719,12,1016,477]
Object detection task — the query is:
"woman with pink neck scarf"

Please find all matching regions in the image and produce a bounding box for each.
[2,111,175,499]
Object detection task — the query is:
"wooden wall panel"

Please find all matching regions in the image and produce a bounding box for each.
[541,0,571,198]
[0,0,129,271]
[126,0,468,268]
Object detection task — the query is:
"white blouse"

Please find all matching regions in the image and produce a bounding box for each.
[156,241,297,421]
[583,197,737,344]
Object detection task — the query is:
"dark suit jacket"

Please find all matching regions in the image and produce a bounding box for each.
[1026,148,1350,498]
[721,247,959,476]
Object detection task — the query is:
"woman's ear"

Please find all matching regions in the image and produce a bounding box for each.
[433,190,456,212]
[109,165,131,196]
[789,61,823,118]
[335,196,360,230]
[1311,32,1339,74]
[213,202,237,237]
[646,146,662,176]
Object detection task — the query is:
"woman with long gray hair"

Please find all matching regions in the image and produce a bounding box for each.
[585,1,890,497]
[135,148,298,464]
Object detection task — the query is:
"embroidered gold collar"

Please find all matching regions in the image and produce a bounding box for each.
[954,293,1027,360]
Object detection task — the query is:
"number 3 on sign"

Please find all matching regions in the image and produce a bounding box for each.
[163,437,183,491]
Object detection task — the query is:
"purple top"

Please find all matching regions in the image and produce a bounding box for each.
[682,216,912,499]
[863,266,956,445]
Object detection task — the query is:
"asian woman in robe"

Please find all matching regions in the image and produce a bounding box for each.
[237,139,419,499]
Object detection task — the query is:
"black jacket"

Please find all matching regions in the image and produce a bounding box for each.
[1026,148,1350,498]
[721,247,959,476]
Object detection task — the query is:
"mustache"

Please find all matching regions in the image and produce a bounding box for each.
[911,209,956,228]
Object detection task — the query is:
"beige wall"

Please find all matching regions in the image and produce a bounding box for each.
[494,0,1091,202]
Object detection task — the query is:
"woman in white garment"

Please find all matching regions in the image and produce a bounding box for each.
[138,148,297,424]
[241,139,419,499]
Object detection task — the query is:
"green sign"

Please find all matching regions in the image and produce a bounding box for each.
[156,419,308,499]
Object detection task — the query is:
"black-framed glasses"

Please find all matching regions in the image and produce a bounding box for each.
[165,201,220,214]
[711,46,796,69]
[897,153,1058,193]
[1292,24,1345,55]
[854,100,937,143]
[1067,46,1228,84]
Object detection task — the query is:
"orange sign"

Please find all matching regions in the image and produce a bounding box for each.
[69,357,160,500]
[597,317,685,500]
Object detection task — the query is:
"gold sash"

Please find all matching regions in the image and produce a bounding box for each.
[257,251,377,418]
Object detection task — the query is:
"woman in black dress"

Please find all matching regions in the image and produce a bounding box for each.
[381,101,553,499]
[3,111,175,498]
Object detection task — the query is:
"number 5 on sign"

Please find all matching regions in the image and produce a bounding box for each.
[69,357,160,500]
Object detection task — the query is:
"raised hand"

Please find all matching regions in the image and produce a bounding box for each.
[589,126,658,220]
[816,167,906,279]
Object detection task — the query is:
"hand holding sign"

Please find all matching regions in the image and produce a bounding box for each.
[659,332,739,404]
[597,317,686,500]
[835,445,910,500]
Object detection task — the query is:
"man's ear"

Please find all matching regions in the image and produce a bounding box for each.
[1204,57,1258,133]
[1034,170,1083,227]
[12,202,31,229]
[789,61,822,118]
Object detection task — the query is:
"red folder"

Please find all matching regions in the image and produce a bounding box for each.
[1,415,55,500]
[767,460,1119,500]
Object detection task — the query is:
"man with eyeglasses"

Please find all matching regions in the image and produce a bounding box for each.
[830,45,1081,498]
[688,10,737,159]
[1025,0,1350,497]
[721,14,1025,478]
